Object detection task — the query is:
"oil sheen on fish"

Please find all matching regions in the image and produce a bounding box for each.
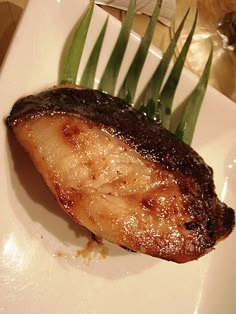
[6,86,235,263]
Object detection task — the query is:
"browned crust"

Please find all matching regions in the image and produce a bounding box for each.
[6,86,235,261]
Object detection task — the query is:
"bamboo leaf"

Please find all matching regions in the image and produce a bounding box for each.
[80,17,108,89]
[60,2,94,85]
[118,0,162,103]
[175,47,213,145]
[58,2,211,148]
[135,9,189,113]
[99,0,136,95]
[160,11,198,129]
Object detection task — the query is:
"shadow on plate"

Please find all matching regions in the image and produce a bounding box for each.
[223,145,236,207]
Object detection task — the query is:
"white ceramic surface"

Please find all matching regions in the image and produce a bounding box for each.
[0,1,235,313]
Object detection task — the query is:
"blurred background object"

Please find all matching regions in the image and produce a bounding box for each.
[217,11,236,51]
[174,0,236,102]
[0,1,22,65]
[0,0,235,102]
[95,0,176,26]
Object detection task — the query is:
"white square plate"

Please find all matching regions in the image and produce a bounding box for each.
[0,1,235,313]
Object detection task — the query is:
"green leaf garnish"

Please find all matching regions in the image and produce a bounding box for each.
[60,2,94,85]
[59,3,212,147]
[118,0,162,103]
[80,17,108,89]
[135,8,189,113]
[159,11,198,129]
[175,47,213,145]
[99,0,136,94]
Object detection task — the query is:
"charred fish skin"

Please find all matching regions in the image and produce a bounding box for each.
[7,87,235,263]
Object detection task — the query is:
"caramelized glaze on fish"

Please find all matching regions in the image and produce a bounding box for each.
[6,86,235,263]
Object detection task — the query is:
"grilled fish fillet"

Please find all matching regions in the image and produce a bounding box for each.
[6,86,235,263]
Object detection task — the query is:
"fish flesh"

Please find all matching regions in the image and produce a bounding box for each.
[6,86,235,263]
